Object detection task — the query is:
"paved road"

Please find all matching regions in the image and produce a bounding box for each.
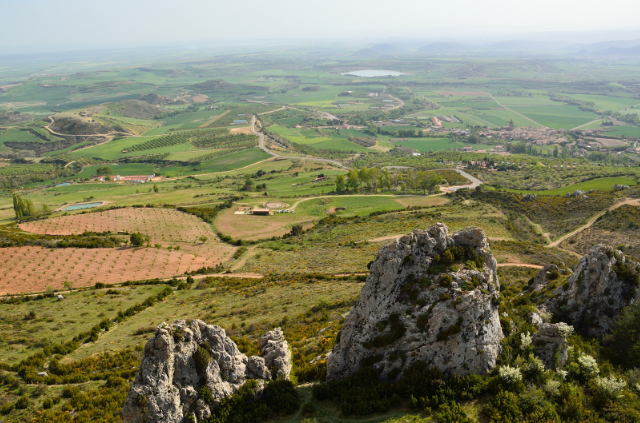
[251,115,348,168]
[441,168,484,191]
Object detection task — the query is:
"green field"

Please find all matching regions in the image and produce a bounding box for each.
[395,138,494,152]
[507,176,638,195]
[76,163,155,178]
[510,104,601,129]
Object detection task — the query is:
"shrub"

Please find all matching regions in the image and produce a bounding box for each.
[14,395,32,409]
[439,274,453,287]
[592,376,627,401]
[264,379,300,415]
[605,301,640,367]
[129,233,144,247]
[194,344,211,373]
[577,354,599,376]
[483,390,522,423]
[434,401,473,423]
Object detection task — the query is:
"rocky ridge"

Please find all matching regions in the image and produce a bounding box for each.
[542,245,640,339]
[326,223,504,380]
[123,320,291,423]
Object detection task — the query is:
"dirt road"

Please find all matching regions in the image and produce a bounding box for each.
[251,115,348,168]
[549,198,640,247]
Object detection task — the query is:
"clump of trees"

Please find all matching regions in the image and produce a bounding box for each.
[12,194,50,221]
[336,167,443,194]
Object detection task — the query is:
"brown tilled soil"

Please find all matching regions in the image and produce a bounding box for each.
[230,127,252,134]
[19,208,217,247]
[0,245,235,295]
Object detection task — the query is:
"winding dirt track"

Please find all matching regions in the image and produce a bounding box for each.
[549,198,640,248]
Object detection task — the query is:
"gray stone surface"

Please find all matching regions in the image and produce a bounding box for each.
[326,223,503,381]
[532,323,572,368]
[123,320,291,423]
[544,245,640,339]
[259,328,292,380]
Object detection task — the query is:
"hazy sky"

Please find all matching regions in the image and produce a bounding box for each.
[2,0,640,54]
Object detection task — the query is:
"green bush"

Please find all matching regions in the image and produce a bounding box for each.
[434,401,473,423]
[194,344,212,373]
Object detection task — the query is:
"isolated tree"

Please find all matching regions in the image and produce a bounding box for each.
[335,175,346,192]
[199,236,208,243]
[290,224,303,236]
[153,184,159,193]
[96,167,113,176]
[242,174,254,191]
[130,233,144,247]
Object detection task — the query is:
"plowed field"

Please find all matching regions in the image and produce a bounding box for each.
[0,245,233,295]
[20,208,216,246]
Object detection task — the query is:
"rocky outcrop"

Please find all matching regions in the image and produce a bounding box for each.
[532,323,573,368]
[614,184,629,191]
[544,245,640,339]
[123,320,291,423]
[565,190,585,197]
[326,223,503,381]
[526,264,572,293]
[522,194,537,201]
[258,328,292,380]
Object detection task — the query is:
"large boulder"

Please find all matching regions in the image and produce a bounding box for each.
[326,223,503,381]
[123,320,290,423]
[544,245,640,339]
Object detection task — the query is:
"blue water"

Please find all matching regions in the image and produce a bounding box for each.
[341,70,404,77]
[56,182,71,187]
[63,202,103,211]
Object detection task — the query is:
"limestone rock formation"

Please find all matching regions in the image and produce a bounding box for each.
[532,323,573,368]
[123,320,291,423]
[544,245,640,339]
[326,223,503,381]
[259,328,292,380]
[522,194,537,201]
[526,264,572,293]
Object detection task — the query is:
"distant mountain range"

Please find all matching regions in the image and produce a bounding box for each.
[351,38,640,57]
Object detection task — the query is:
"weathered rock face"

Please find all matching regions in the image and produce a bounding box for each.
[544,245,640,339]
[532,323,572,369]
[259,328,292,380]
[326,223,503,381]
[123,320,291,423]
[527,264,572,293]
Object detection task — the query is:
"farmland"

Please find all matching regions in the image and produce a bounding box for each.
[0,245,231,295]
[3,46,640,423]
[19,207,219,246]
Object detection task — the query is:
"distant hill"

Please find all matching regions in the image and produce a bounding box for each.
[192,79,234,91]
[138,93,171,106]
[575,39,640,52]
[594,45,640,57]
[419,42,470,53]
[351,44,405,57]
[113,100,167,120]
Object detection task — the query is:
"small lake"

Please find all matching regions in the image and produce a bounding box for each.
[55,182,71,187]
[341,70,405,77]
[63,202,103,211]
